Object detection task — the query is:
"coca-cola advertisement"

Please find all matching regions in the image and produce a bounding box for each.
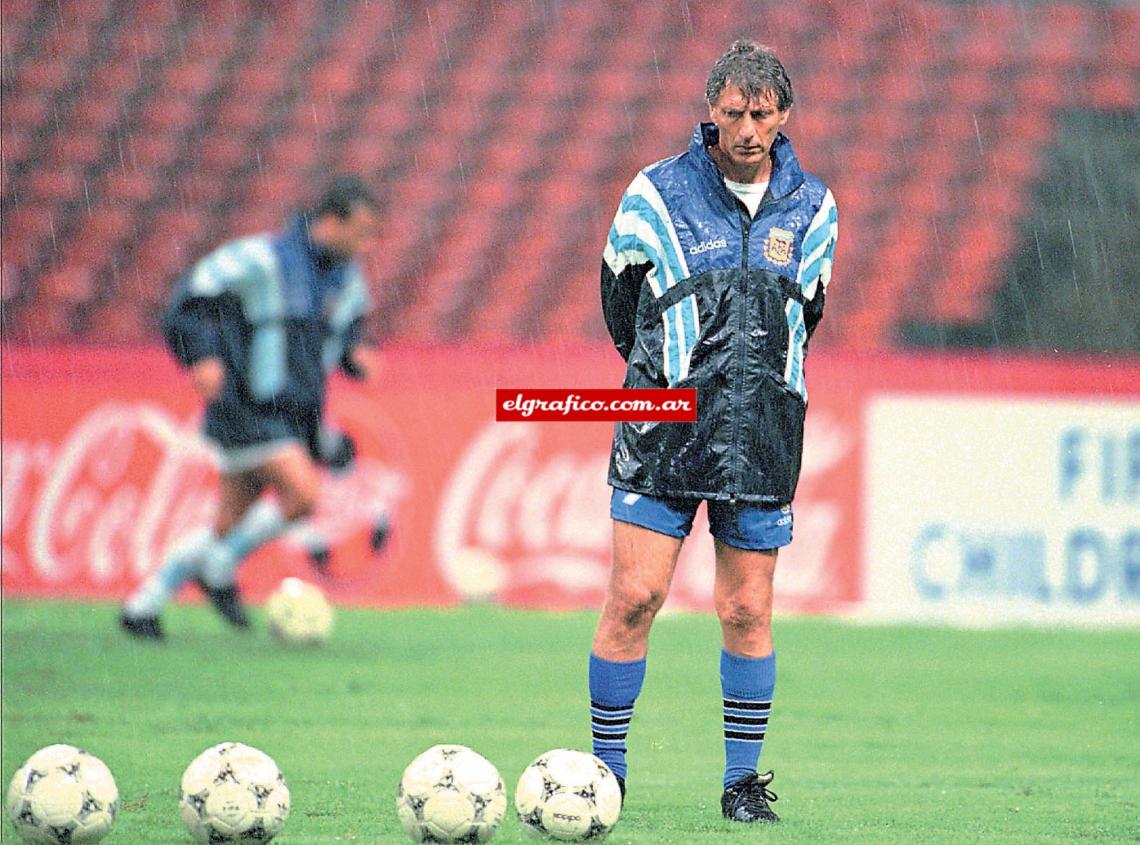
[1,345,864,612]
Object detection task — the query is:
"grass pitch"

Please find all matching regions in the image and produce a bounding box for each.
[1,600,1136,843]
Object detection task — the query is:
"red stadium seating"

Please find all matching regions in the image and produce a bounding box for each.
[0,0,1131,348]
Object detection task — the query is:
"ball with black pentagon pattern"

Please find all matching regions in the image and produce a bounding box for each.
[178,742,290,843]
[514,749,622,841]
[6,744,119,844]
[397,744,507,842]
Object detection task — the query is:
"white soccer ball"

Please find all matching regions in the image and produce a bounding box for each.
[266,577,334,644]
[179,742,290,843]
[5,744,118,844]
[396,744,507,843]
[515,749,622,841]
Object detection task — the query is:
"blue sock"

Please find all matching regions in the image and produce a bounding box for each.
[721,649,776,788]
[589,653,646,781]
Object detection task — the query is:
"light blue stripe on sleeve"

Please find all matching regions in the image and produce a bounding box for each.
[784,190,838,399]
[618,195,686,285]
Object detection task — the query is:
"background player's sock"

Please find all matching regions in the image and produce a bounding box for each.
[123,528,213,618]
[589,653,646,781]
[200,500,290,588]
[721,649,776,788]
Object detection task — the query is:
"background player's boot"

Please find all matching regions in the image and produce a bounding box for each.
[119,612,164,641]
[720,770,779,823]
[306,540,331,575]
[370,512,391,554]
[194,578,251,629]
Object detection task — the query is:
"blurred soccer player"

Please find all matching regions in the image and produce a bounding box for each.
[593,42,838,822]
[121,175,383,641]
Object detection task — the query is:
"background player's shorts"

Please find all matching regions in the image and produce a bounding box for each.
[610,488,792,551]
[205,400,322,474]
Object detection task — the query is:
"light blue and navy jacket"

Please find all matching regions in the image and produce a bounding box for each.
[602,125,838,504]
[164,214,370,450]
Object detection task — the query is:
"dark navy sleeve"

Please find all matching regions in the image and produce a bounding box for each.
[601,260,647,362]
[803,289,826,340]
[338,317,367,379]
[162,275,221,367]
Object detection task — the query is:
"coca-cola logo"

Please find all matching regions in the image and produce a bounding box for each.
[434,411,857,609]
[435,424,611,602]
[1,403,407,585]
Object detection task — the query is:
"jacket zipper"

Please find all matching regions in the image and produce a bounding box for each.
[729,182,777,501]
[731,203,752,501]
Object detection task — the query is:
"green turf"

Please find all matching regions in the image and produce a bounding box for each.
[1,600,1136,843]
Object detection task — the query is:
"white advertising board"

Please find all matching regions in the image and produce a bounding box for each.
[865,395,1139,626]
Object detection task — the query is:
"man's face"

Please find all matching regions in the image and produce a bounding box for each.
[318,204,381,260]
[708,83,789,174]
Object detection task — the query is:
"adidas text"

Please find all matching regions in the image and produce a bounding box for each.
[689,237,727,255]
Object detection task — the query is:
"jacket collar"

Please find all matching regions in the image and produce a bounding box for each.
[690,124,804,201]
[283,213,348,274]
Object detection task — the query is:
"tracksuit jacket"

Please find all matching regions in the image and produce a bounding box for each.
[602,125,838,505]
[163,214,369,451]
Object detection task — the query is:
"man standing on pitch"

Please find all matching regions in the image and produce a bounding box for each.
[592,41,838,822]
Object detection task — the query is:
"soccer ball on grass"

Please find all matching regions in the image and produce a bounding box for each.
[514,749,622,841]
[396,744,507,842]
[179,742,290,843]
[6,744,118,844]
[266,577,334,644]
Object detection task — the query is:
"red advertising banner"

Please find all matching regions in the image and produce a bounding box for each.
[5,344,1132,614]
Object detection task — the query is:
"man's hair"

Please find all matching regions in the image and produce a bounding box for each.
[310,174,379,220]
[705,40,794,110]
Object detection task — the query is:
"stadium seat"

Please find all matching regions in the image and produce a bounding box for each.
[40,266,97,306]
[81,299,156,345]
[163,59,221,97]
[26,165,87,204]
[140,98,201,134]
[102,169,160,204]
[2,126,34,171]
[70,95,126,132]
[4,90,53,128]
[1085,69,1136,110]
[44,131,106,169]
[13,57,75,94]
[14,298,79,344]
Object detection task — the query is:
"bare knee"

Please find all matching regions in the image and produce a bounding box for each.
[598,582,668,649]
[280,494,317,522]
[614,585,667,631]
[716,597,770,640]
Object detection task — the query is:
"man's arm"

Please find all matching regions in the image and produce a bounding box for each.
[162,237,275,399]
[162,276,221,370]
[601,178,657,361]
[601,260,647,362]
[802,189,838,341]
[341,321,380,381]
[329,263,374,379]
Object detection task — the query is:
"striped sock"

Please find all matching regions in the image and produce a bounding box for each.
[588,653,646,781]
[721,649,775,788]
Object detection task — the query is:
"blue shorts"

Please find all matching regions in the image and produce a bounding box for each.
[610,489,792,551]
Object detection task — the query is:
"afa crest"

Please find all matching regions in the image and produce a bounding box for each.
[763,227,795,267]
